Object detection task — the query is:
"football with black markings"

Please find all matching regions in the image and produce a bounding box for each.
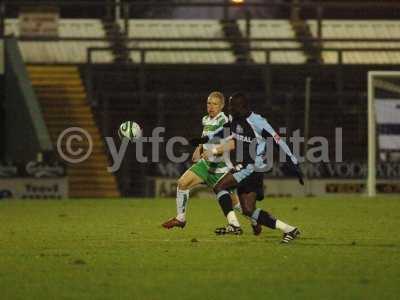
[118,121,142,141]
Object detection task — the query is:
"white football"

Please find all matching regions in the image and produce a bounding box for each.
[118,121,142,141]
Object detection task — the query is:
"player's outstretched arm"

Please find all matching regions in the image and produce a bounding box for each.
[257,117,304,185]
[189,122,231,146]
[258,118,297,163]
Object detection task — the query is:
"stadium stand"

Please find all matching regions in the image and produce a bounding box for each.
[123,20,235,64]
[2,3,400,196]
[308,20,400,64]
[28,65,120,197]
[237,20,307,64]
[5,18,400,65]
[5,19,113,63]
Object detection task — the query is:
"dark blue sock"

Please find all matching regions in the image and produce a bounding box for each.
[216,191,233,216]
[256,210,277,229]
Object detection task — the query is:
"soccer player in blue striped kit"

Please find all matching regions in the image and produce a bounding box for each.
[191,92,304,243]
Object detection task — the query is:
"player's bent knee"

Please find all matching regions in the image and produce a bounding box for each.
[213,183,223,194]
[177,177,190,190]
[213,177,230,194]
[241,206,254,217]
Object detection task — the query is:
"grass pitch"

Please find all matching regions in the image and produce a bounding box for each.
[1,197,400,300]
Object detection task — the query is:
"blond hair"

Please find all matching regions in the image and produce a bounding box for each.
[208,91,225,106]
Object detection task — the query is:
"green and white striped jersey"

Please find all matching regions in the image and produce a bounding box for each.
[201,112,232,171]
[201,112,228,137]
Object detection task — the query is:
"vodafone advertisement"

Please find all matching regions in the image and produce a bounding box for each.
[152,177,400,198]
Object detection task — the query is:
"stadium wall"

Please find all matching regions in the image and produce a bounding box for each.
[152,177,400,198]
[0,39,3,74]
[3,38,53,162]
[0,39,4,159]
[0,178,68,199]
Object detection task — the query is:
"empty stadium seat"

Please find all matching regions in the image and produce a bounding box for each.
[308,20,400,64]
[122,20,235,64]
[237,20,307,64]
[5,19,113,63]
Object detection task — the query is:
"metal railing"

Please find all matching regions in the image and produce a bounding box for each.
[83,46,400,114]
[86,46,400,65]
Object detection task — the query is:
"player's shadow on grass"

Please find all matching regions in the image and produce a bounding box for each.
[264,236,326,241]
[263,235,398,248]
[296,242,399,249]
[263,236,398,248]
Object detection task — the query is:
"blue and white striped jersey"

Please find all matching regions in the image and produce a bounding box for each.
[207,112,298,169]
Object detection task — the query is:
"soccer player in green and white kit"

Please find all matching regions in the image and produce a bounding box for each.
[162,91,261,235]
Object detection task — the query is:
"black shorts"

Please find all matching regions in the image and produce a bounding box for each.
[237,172,265,201]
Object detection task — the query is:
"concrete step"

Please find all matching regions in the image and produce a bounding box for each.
[33,85,85,92]
[44,118,97,126]
[69,189,120,198]
[48,135,103,145]
[43,113,92,119]
[48,130,103,139]
[36,93,87,100]
[43,118,96,126]
[42,104,90,110]
[47,125,100,133]
[29,73,81,80]
[69,176,117,184]
[48,134,103,145]
[40,98,86,104]
[33,80,83,85]
[67,162,110,170]
[69,183,118,192]
[57,148,108,157]
[68,168,115,175]
[27,65,79,73]
[43,106,92,113]
[47,122,99,129]
[44,117,94,122]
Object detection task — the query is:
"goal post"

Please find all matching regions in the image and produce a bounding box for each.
[367,71,400,197]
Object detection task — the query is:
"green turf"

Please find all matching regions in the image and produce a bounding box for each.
[1,197,400,300]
